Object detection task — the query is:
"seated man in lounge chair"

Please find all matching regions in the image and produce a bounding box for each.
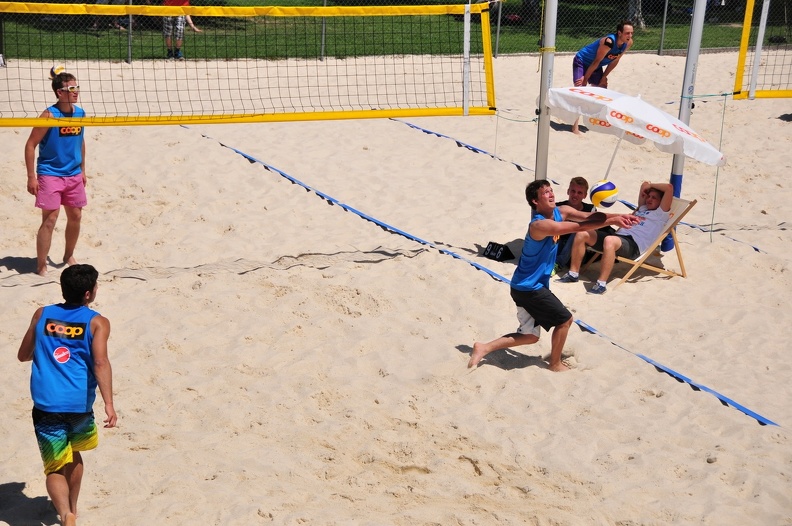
[556,180,673,295]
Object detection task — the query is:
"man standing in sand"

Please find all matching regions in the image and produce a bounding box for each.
[469,179,639,371]
[571,20,634,134]
[25,72,87,277]
[17,264,116,526]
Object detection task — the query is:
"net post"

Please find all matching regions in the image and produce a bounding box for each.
[0,12,5,68]
[462,3,471,116]
[748,0,772,99]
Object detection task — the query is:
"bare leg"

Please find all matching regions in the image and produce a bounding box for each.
[468,332,539,368]
[568,231,595,274]
[46,472,73,525]
[66,452,84,517]
[62,206,82,266]
[572,117,581,135]
[36,209,60,276]
[597,236,622,283]
[547,317,573,372]
[45,453,84,525]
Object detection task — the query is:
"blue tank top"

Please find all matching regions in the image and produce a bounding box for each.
[31,303,99,413]
[36,105,86,177]
[575,33,627,68]
[511,207,562,291]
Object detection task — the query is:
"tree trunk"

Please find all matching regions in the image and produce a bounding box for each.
[628,0,647,29]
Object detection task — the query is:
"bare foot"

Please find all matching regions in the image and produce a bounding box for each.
[36,263,48,276]
[63,511,77,526]
[547,360,571,372]
[64,256,78,266]
[467,342,492,369]
[572,126,581,135]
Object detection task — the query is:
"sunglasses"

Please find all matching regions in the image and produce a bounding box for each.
[59,85,80,93]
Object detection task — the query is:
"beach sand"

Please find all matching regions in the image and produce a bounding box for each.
[1,51,791,525]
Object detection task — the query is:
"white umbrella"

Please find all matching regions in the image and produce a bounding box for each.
[547,86,726,177]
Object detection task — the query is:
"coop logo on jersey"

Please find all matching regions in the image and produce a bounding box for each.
[44,319,87,340]
[53,346,71,364]
[59,126,82,137]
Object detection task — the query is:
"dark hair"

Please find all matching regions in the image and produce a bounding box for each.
[569,176,590,192]
[51,72,77,96]
[61,264,99,304]
[525,180,551,211]
[617,20,634,33]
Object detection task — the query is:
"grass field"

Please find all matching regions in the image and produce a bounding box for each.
[0,0,760,61]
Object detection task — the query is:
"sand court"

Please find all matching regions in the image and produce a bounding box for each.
[1,51,791,524]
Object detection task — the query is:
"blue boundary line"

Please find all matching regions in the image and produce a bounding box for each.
[575,320,778,426]
[195,131,511,285]
[192,128,779,428]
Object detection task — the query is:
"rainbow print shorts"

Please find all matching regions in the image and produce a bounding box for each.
[32,408,98,475]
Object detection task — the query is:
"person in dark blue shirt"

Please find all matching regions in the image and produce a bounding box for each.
[571,20,634,134]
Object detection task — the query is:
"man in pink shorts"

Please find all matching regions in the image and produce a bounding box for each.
[25,72,87,276]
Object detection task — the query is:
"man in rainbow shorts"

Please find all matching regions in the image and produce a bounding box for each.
[18,264,116,526]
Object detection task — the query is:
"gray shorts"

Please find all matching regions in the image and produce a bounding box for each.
[163,15,185,40]
[593,231,640,259]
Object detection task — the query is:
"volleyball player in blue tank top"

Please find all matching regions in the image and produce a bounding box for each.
[571,20,634,134]
[18,264,116,526]
[25,72,88,276]
[468,180,639,372]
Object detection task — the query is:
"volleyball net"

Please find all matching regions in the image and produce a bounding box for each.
[733,0,792,99]
[0,2,496,127]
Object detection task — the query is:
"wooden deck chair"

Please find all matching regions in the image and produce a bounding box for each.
[582,197,697,288]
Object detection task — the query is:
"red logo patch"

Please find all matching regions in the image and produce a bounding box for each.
[53,346,71,363]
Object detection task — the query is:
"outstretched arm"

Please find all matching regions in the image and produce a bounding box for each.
[91,315,117,428]
[530,212,639,241]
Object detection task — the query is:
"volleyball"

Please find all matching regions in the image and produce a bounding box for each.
[590,179,619,208]
[49,63,66,79]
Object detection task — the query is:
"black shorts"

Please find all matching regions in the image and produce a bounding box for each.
[510,287,572,331]
[592,231,640,259]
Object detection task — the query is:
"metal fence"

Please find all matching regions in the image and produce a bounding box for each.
[0,0,775,63]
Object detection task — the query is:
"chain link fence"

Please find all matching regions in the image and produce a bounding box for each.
[0,0,777,64]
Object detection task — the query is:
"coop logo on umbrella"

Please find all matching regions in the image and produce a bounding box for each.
[44,319,87,340]
[569,88,613,102]
[588,117,611,128]
[645,124,672,138]
[609,110,634,124]
[673,123,706,142]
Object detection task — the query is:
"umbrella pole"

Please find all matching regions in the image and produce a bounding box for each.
[603,132,625,180]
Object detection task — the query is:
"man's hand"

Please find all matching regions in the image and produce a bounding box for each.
[104,403,117,428]
[27,176,39,196]
[613,214,641,229]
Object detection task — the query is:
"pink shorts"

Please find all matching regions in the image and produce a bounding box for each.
[36,174,87,210]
